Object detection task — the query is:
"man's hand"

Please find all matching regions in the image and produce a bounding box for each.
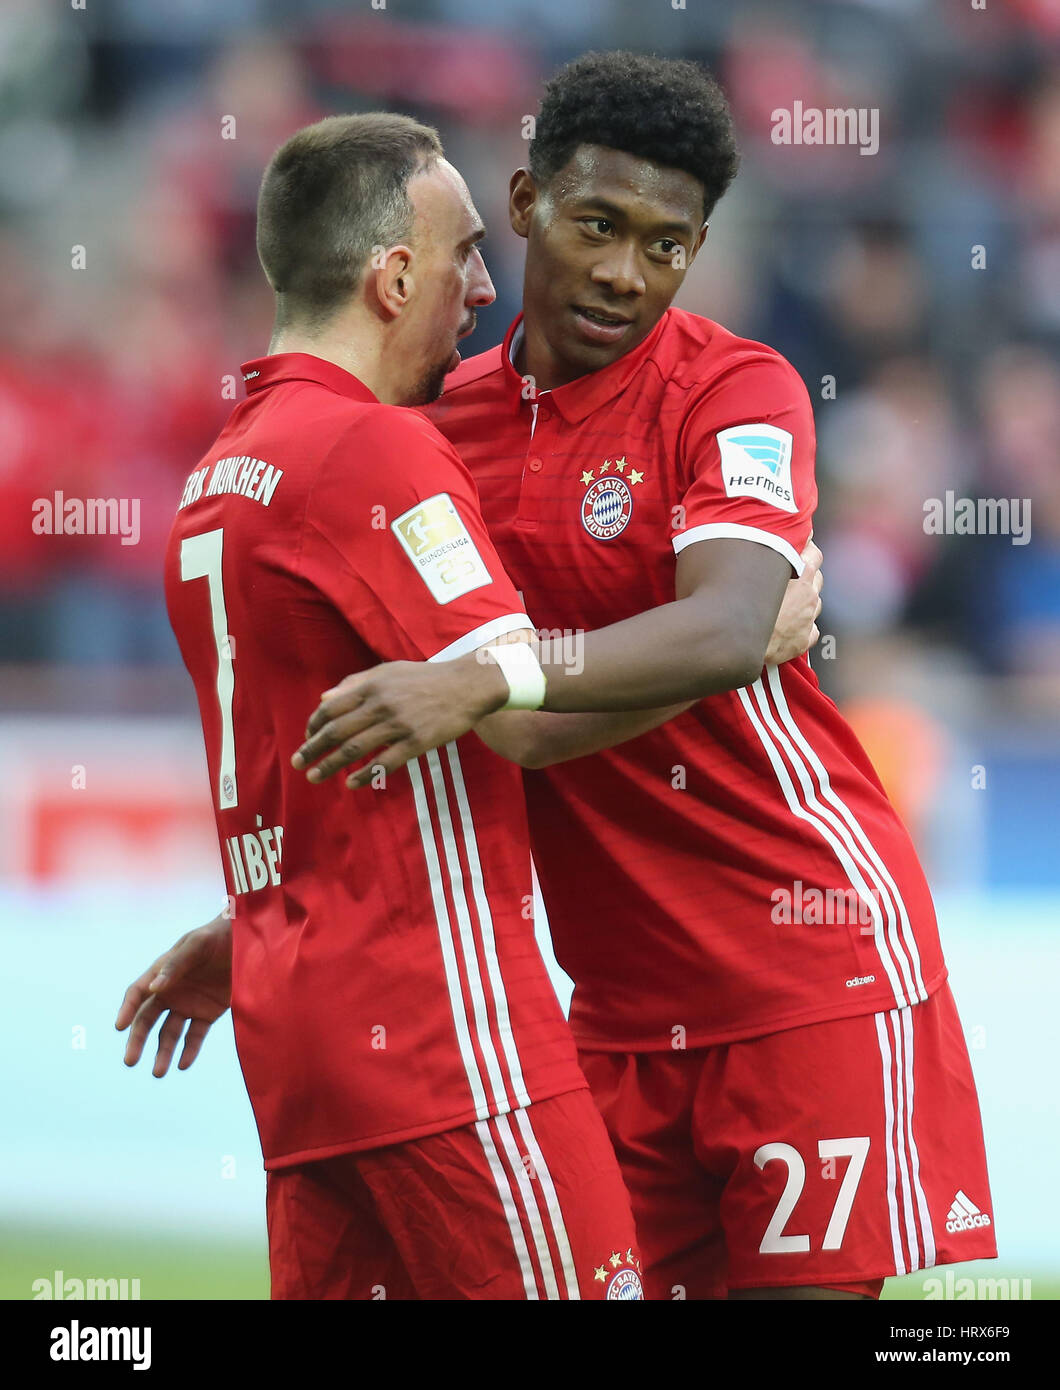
[764,539,823,667]
[292,653,511,788]
[115,916,233,1077]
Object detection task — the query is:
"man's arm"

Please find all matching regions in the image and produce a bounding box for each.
[474,701,694,769]
[474,539,822,768]
[293,537,822,785]
[531,537,790,711]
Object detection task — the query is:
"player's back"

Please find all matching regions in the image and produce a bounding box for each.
[165,352,585,1169]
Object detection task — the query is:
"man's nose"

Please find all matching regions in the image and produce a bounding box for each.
[468,247,496,308]
[591,243,645,298]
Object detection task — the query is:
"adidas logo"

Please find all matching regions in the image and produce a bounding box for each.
[945,1189,992,1234]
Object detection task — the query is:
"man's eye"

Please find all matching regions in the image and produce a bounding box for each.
[582,218,613,237]
[652,239,681,257]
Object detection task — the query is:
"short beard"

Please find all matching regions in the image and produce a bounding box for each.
[404,358,451,407]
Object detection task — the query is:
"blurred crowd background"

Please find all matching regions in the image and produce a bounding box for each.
[1,0,1057,675]
[3,0,1059,881]
[1,0,1058,1300]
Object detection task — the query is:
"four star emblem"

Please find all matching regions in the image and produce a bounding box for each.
[585,457,644,483]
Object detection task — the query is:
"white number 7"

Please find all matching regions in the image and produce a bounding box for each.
[180,528,238,811]
[818,1137,870,1250]
[754,1137,870,1253]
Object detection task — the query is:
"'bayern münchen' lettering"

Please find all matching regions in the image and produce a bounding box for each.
[177,455,284,511]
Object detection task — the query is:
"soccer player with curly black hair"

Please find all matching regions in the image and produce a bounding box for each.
[309,50,994,1300]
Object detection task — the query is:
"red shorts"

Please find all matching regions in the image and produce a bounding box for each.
[266,1088,643,1300]
[579,982,996,1300]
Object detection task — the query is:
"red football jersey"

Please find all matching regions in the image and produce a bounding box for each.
[165,353,586,1167]
[425,310,947,1050]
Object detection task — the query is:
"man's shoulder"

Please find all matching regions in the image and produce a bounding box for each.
[290,388,452,459]
[271,391,463,520]
[657,309,807,400]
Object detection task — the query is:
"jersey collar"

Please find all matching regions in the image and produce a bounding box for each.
[500,310,670,424]
[240,353,379,403]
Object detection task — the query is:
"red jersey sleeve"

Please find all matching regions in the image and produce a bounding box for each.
[301,407,531,661]
[673,353,817,574]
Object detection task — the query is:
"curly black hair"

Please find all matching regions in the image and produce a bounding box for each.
[528,51,739,221]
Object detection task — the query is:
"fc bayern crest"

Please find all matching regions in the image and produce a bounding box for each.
[606,1268,644,1300]
[582,476,633,540]
[594,1247,645,1299]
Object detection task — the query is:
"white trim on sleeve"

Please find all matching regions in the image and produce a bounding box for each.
[428,613,533,663]
[671,522,804,575]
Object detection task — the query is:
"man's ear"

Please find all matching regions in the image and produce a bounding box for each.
[370,245,413,321]
[509,168,537,240]
[688,222,709,266]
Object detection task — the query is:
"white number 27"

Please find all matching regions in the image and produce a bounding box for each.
[180,528,238,811]
[754,1137,870,1253]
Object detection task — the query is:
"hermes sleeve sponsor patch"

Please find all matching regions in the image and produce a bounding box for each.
[716,424,797,513]
[391,493,493,604]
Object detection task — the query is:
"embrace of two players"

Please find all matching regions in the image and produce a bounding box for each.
[116,53,996,1301]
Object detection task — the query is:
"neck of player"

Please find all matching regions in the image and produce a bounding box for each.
[515,311,596,393]
[268,317,410,406]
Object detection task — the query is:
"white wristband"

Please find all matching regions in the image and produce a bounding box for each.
[483,642,547,710]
